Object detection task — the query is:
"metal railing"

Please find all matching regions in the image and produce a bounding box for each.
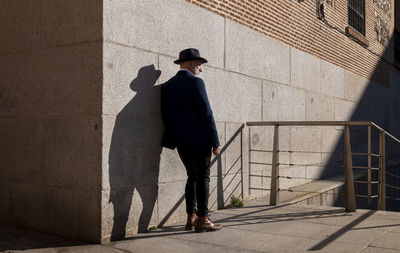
[246,121,400,212]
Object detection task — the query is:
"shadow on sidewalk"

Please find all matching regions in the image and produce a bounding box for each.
[0,223,89,252]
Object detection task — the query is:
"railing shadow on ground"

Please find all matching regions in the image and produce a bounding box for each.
[124,203,386,242]
[128,203,349,240]
[133,204,400,252]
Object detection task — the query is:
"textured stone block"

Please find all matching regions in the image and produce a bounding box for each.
[305,92,334,121]
[104,0,224,67]
[0,118,41,183]
[291,48,321,92]
[305,165,325,180]
[322,127,344,153]
[335,99,357,121]
[250,150,273,165]
[249,125,275,151]
[0,42,102,118]
[291,127,322,152]
[39,43,102,117]
[102,116,163,190]
[204,68,263,122]
[0,0,40,54]
[249,125,291,154]
[0,51,40,117]
[157,181,186,225]
[351,81,389,124]
[40,0,102,48]
[279,151,291,167]
[250,163,271,174]
[226,20,290,84]
[225,123,246,176]
[248,172,269,199]
[279,166,307,189]
[0,182,100,242]
[280,166,305,178]
[103,43,160,116]
[290,152,322,167]
[41,117,102,190]
[344,70,369,102]
[322,153,344,176]
[320,60,345,98]
[158,148,187,183]
[248,162,271,198]
[263,81,306,121]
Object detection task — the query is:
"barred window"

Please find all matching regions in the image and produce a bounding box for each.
[348,0,365,36]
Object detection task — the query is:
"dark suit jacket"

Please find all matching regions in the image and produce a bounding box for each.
[161,70,220,149]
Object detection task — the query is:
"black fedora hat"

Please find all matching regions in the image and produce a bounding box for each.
[173,48,208,64]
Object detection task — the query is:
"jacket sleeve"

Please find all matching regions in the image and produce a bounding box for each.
[193,78,220,147]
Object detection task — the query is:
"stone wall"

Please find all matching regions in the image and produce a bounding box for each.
[101,0,400,243]
[0,0,103,242]
[1,0,399,244]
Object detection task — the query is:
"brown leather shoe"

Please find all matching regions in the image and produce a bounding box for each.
[185,213,197,230]
[195,216,222,233]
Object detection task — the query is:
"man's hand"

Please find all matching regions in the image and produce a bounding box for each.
[213,147,221,156]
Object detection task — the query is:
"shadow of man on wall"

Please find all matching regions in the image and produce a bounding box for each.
[108,65,162,240]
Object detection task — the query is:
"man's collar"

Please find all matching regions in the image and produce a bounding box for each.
[179,69,195,76]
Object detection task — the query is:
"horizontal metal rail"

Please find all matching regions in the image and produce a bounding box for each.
[247,121,400,145]
[249,187,270,191]
[249,174,271,178]
[247,121,372,126]
[351,152,380,157]
[354,180,378,184]
[386,172,400,179]
[247,120,400,212]
[356,194,378,199]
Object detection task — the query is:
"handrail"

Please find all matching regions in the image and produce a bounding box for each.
[247,121,400,145]
[247,120,372,126]
[246,120,400,212]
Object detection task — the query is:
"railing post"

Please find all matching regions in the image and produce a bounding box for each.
[368,126,372,204]
[344,125,356,212]
[248,126,252,197]
[270,124,279,206]
[378,131,386,210]
[240,128,244,199]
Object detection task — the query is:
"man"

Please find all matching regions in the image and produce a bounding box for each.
[161,48,222,232]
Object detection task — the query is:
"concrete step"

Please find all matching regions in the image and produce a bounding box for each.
[278,170,367,206]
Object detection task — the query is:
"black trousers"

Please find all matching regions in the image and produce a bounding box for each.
[177,147,212,217]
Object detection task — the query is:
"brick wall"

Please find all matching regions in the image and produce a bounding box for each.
[187,0,397,86]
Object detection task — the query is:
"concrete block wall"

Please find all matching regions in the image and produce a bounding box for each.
[0,0,103,242]
[101,0,400,243]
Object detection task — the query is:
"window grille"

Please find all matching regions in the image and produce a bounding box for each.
[348,0,365,36]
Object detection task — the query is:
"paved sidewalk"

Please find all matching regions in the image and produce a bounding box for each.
[2,199,400,252]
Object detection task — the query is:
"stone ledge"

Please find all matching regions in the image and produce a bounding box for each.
[345,26,370,47]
